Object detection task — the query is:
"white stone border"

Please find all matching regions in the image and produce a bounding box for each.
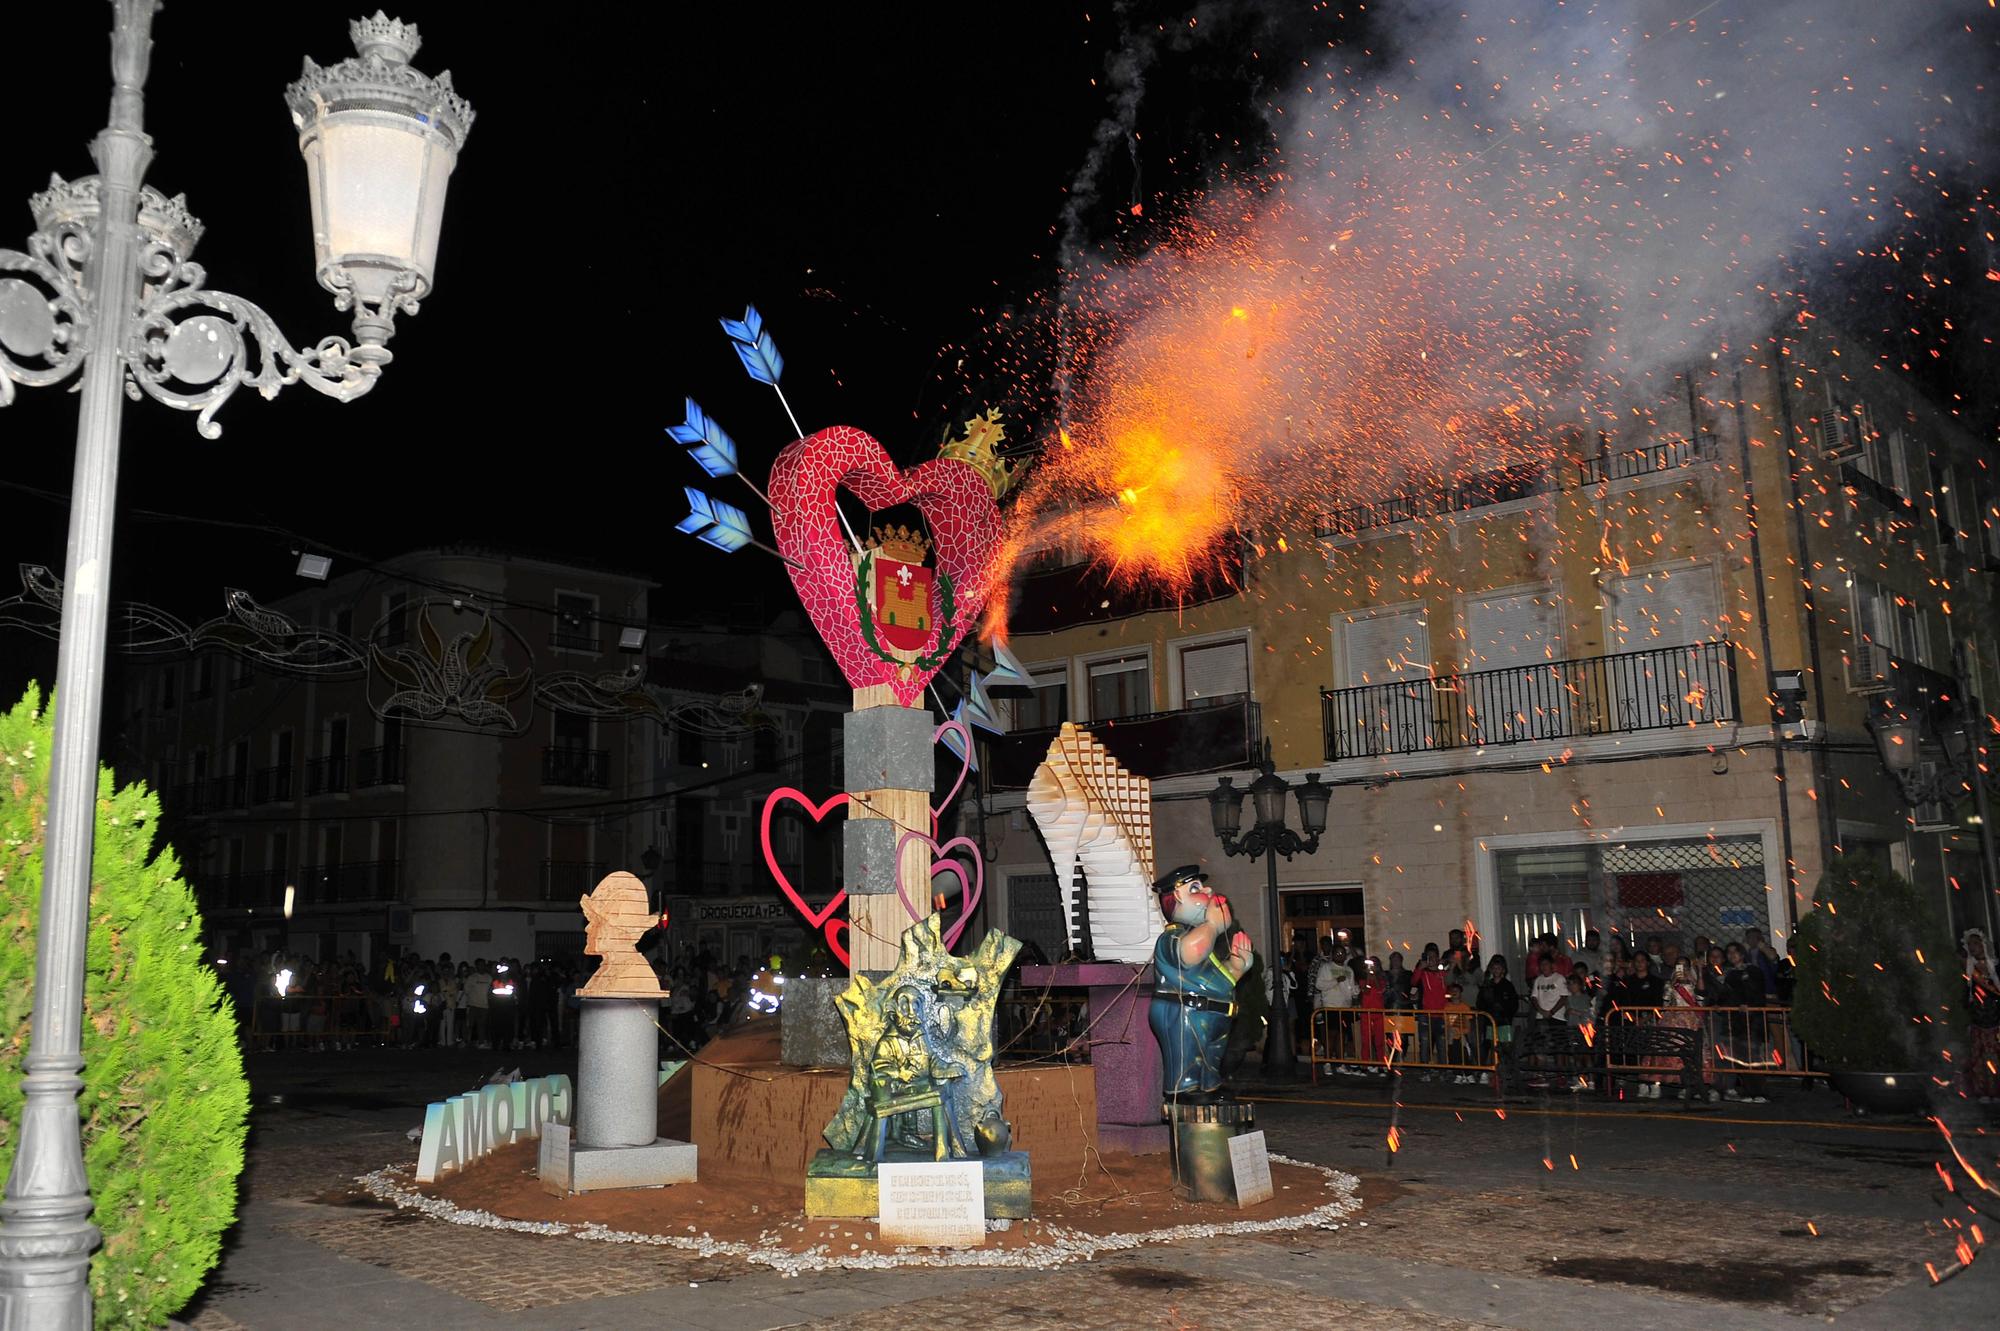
[354,1154,1364,1278]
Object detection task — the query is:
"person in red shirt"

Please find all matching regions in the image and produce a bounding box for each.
[1414,947,1450,1068]
[1359,960,1386,1073]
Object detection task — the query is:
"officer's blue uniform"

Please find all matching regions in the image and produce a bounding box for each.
[1149,923,1240,1098]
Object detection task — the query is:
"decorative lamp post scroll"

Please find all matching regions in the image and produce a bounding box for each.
[0,6,472,1324]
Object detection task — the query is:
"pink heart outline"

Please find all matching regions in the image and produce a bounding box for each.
[895,831,985,951]
[930,718,973,833]
[760,786,850,930]
[822,919,850,970]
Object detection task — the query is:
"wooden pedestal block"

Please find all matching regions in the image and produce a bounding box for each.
[690,1054,1098,1185]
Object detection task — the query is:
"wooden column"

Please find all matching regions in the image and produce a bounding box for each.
[848,685,934,973]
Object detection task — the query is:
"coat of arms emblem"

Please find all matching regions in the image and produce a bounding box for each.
[854,525,956,671]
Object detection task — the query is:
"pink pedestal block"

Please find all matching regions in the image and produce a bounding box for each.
[1020,962,1169,1154]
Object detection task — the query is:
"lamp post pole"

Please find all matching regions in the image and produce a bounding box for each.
[0,7,154,1322]
[0,8,472,1325]
[1209,744,1331,1079]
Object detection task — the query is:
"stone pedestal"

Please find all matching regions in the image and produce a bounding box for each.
[541,998,696,1193]
[1166,1100,1257,1204]
[1020,962,1167,1154]
[780,975,852,1068]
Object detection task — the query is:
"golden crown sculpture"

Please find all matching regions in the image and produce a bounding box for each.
[938,409,1020,499]
[867,524,932,565]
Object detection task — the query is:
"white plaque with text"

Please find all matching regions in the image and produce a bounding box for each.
[876,1161,986,1247]
[1228,1129,1274,1207]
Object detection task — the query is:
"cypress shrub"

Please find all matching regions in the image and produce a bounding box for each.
[1790,856,1962,1073]
[0,687,249,1328]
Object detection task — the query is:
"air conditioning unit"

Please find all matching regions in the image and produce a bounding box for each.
[1818,412,1860,461]
[1845,642,1893,694]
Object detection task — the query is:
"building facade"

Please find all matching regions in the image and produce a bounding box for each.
[111,548,658,964]
[979,338,2000,969]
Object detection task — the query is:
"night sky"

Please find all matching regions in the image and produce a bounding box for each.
[6,3,1997,711]
[0,2,1149,673]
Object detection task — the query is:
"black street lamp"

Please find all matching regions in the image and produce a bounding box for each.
[1863,651,1999,938]
[1207,741,1331,1075]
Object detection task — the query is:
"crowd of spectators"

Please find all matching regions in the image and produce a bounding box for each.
[215,944,781,1055]
[1296,924,1797,1100]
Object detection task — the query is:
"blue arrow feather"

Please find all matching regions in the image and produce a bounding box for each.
[667,397,740,478]
[730,329,784,387]
[677,486,753,551]
[719,304,765,345]
[677,486,720,538]
[697,490,754,552]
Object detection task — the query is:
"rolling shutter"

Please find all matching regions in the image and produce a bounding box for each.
[1181,640,1249,705]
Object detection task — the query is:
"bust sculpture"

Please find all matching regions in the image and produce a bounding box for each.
[578,870,668,999]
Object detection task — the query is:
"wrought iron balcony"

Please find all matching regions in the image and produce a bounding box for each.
[252,764,293,805]
[542,745,611,789]
[984,697,1262,790]
[1575,433,1715,486]
[304,753,348,797]
[541,859,609,901]
[202,869,287,911]
[353,745,404,789]
[1321,641,1740,761]
[208,771,250,810]
[301,859,400,904]
[1322,436,1714,538]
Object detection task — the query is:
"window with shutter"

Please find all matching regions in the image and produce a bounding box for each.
[1179,639,1249,708]
[1602,564,1720,651]
[1008,669,1068,730]
[1340,609,1429,686]
[1461,587,1560,669]
[1086,655,1151,721]
[1330,610,1433,756]
[1601,564,1724,729]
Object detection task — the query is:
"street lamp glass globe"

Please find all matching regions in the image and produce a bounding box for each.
[1296,772,1332,836]
[286,15,475,311]
[1878,721,1920,772]
[1207,776,1244,840]
[1250,765,1289,830]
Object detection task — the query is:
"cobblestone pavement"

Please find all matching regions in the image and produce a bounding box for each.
[814,1263,1508,1331]
[176,1051,1998,1330]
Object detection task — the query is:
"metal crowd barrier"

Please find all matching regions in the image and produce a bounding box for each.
[1308,1005,1503,1094]
[1598,1005,1811,1083]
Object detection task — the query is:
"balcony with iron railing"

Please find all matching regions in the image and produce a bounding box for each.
[201,868,288,911]
[353,745,404,789]
[304,753,349,797]
[540,859,609,901]
[1321,641,1740,762]
[542,745,611,789]
[301,859,400,904]
[983,697,1263,790]
[252,764,293,805]
[1321,435,1716,539]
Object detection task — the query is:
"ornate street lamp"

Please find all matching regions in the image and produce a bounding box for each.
[1208,741,1330,1076]
[1863,656,2000,937]
[0,6,472,1323]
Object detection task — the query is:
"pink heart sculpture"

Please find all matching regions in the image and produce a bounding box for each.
[769,426,1003,707]
[760,786,851,966]
[896,831,985,951]
[931,718,973,832]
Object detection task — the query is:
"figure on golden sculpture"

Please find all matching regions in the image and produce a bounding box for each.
[578,870,668,999]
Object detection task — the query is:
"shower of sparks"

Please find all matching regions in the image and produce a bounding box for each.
[965,1,1997,654]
